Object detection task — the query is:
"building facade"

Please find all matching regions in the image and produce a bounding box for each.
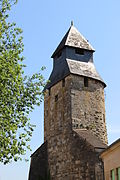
[28,24,108,180]
[100,138,120,180]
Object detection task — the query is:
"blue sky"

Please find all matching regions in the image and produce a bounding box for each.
[0,0,120,179]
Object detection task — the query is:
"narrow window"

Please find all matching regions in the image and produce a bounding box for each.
[55,95,58,102]
[116,167,120,180]
[62,78,65,87]
[76,124,78,128]
[57,51,62,59]
[118,168,120,180]
[84,77,88,87]
[111,169,115,180]
[103,114,105,123]
[75,48,84,55]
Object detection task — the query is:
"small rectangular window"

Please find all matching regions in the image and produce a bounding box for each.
[62,78,65,87]
[75,48,84,55]
[55,95,58,102]
[103,114,105,123]
[76,124,78,128]
[84,77,88,87]
[111,169,115,180]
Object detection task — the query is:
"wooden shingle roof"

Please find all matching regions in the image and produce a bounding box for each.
[52,25,95,58]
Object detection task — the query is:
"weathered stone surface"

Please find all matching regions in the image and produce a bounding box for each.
[74,129,107,150]
[45,75,107,144]
[70,75,108,144]
[43,76,107,179]
[28,142,49,180]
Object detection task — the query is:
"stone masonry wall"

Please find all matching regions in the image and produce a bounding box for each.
[71,75,108,144]
[44,75,72,142]
[28,142,49,180]
[44,75,72,179]
[44,75,106,179]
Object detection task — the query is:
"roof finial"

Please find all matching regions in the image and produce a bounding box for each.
[71,20,74,26]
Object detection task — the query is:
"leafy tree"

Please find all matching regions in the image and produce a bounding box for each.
[0,0,46,164]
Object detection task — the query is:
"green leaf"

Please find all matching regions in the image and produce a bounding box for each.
[0,0,46,164]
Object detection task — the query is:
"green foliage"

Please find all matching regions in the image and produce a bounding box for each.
[0,0,46,164]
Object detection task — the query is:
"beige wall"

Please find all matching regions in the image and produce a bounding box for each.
[101,141,120,180]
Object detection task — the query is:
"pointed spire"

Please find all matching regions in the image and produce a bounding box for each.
[51,25,95,58]
[71,20,74,26]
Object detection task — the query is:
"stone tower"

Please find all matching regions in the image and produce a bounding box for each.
[28,24,108,180]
